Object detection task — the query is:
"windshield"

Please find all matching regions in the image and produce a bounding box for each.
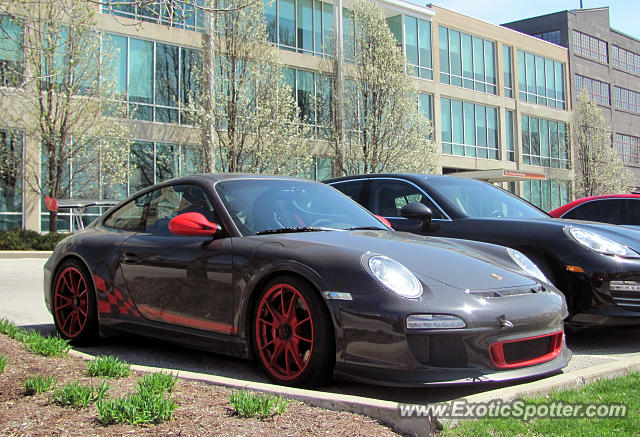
[215,179,387,235]
[427,177,548,219]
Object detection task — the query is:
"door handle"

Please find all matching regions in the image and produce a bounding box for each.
[121,253,140,264]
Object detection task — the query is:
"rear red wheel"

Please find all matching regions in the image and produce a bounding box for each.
[52,260,97,343]
[253,276,333,386]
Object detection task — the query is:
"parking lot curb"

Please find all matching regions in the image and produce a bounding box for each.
[442,354,640,428]
[68,349,432,437]
[0,251,52,258]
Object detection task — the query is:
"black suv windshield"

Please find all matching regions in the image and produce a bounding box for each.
[427,177,549,219]
[216,179,387,235]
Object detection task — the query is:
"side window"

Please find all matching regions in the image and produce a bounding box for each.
[564,199,624,224]
[103,193,151,231]
[370,179,444,219]
[329,180,367,205]
[627,199,640,225]
[145,184,216,235]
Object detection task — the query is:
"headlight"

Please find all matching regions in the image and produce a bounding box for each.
[507,248,550,284]
[568,227,640,258]
[367,255,423,298]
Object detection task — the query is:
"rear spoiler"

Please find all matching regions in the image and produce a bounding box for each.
[44,197,119,231]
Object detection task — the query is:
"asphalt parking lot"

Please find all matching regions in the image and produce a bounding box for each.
[3,256,640,404]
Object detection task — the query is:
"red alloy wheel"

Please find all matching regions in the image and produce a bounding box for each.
[54,266,89,339]
[255,283,314,381]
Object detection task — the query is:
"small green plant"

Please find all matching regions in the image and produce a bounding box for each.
[0,318,23,339]
[87,355,131,378]
[137,372,178,395]
[97,390,177,425]
[23,375,57,395]
[50,381,109,408]
[0,355,6,373]
[228,390,289,418]
[21,330,70,357]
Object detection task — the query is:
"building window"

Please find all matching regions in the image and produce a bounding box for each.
[104,33,201,125]
[575,74,610,106]
[505,110,515,162]
[517,50,565,109]
[613,86,640,114]
[404,16,433,80]
[101,0,205,31]
[521,115,569,169]
[0,129,23,230]
[418,93,433,138]
[612,45,640,76]
[441,98,499,159]
[522,179,570,212]
[40,140,204,232]
[282,67,332,138]
[615,133,640,165]
[439,26,496,95]
[265,0,333,57]
[532,30,561,45]
[503,45,513,98]
[0,15,23,87]
[572,30,608,64]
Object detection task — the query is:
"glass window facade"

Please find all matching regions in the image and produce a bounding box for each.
[521,115,569,169]
[102,0,205,31]
[612,45,640,76]
[503,45,513,98]
[282,67,332,138]
[404,16,432,80]
[103,33,201,125]
[517,50,565,109]
[0,129,23,230]
[575,74,610,106]
[441,98,499,159]
[572,30,608,64]
[615,133,640,165]
[439,26,496,94]
[522,179,570,212]
[532,30,561,45]
[0,15,23,87]
[505,110,515,162]
[613,86,640,114]
[264,0,334,57]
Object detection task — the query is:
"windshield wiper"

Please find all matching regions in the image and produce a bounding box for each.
[344,226,388,231]
[257,227,336,235]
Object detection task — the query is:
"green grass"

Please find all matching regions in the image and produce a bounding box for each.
[228,390,289,418]
[442,373,640,437]
[50,381,109,408]
[87,355,131,379]
[0,355,6,374]
[136,372,178,395]
[21,330,70,357]
[0,319,70,358]
[97,373,178,425]
[23,375,57,395]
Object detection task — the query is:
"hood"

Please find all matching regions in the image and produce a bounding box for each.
[555,219,640,249]
[263,229,537,291]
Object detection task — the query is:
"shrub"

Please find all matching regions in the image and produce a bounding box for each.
[87,355,131,379]
[228,390,289,418]
[50,381,109,408]
[0,229,70,250]
[23,375,57,395]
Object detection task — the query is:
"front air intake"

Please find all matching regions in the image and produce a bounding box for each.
[489,331,563,369]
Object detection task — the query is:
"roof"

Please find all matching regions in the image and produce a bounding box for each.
[549,194,640,217]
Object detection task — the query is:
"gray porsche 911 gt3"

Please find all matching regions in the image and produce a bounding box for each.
[44,174,570,387]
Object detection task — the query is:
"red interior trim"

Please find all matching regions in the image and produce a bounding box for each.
[489,331,563,369]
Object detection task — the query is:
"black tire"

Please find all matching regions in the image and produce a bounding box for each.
[252,275,334,387]
[52,259,98,344]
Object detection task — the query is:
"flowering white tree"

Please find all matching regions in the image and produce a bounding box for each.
[332,0,439,175]
[0,0,130,232]
[572,89,634,197]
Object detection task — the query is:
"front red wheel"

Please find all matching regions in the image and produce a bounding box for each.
[253,276,333,386]
[52,260,97,343]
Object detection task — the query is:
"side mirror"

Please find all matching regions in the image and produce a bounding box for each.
[169,212,219,236]
[400,202,432,231]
